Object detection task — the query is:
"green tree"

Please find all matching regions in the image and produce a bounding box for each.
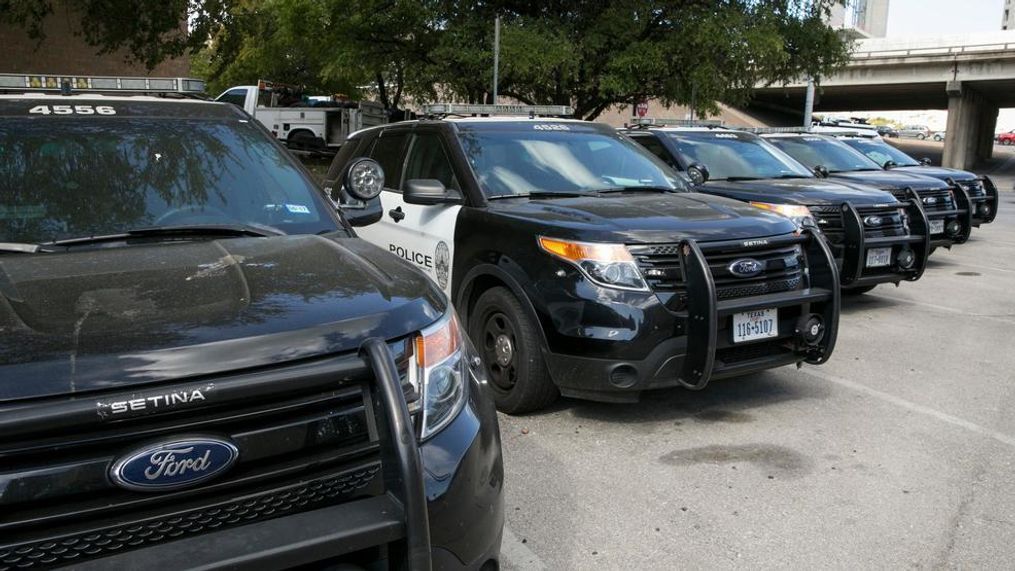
[3,0,852,120]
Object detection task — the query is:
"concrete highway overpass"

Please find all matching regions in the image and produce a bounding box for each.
[750,32,1015,170]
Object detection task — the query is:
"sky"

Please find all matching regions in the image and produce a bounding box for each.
[885,0,1005,37]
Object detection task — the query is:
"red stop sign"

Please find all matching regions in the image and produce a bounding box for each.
[635,101,649,117]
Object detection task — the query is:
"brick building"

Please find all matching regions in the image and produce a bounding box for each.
[0,2,189,77]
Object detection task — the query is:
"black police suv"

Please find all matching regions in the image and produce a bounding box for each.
[836,134,999,227]
[326,105,840,413]
[623,125,931,294]
[0,77,502,570]
[760,132,973,250]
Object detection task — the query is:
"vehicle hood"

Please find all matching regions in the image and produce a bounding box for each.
[829,170,950,191]
[701,178,899,206]
[488,191,798,243]
[891,165,977,183]
[0,235,444,402]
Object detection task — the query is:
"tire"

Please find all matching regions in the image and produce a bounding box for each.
[287,130,319,151]
[845,285,877,295]
[468,287,558,414]
[917,134,926,140]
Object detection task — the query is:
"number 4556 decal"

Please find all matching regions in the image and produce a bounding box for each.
[29,105,116,115]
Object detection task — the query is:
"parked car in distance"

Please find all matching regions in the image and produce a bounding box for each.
[836,133,998,226]
[623,122,931,296]
[327,104,841,413]
[877,125,899,138]
[997,130,1015,145]
[761,132,973,250]
[0,74,503,571]
[932,131,946,142]
[216,79,387,152]
[897,125,932,140]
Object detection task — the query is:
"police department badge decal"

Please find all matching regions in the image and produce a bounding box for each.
[435,241,450,289]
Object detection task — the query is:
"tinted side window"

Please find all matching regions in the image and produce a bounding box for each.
[403,131,459,191]
[218,88,248,107]
[369,129,410,190]
[632,135,679,169]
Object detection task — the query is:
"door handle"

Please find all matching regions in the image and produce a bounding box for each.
[389,207,405,222]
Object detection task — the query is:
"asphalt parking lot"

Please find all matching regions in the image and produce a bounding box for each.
[498,148,1015,569]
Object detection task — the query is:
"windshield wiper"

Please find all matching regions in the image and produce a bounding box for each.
[595,186,677,194]
[490,191,592,200]
[0,242,54,254]
[722,176,761,182]
[45,223,285,247]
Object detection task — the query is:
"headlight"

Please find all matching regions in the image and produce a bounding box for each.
[413,310,468,440]
[537,236,649,291]
[750,202,818,229]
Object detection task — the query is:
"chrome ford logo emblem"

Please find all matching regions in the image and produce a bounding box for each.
[110,437,239,492]
[728,258,764,278]
[864,215,883,227]
[923,196,938,205]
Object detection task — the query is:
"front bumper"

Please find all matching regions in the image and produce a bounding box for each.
[964,176,999,226]
[537,231,839,402]
[836,199,930,288]
[14,342,503,571]
[904,187,972,248]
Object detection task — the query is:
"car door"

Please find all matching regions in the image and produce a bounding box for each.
[354,126,463,297]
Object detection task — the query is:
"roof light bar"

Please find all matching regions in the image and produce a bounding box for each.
[630,117,725,127]
[0,73,206,94]
[423,103,574,117]
[737,126,817,134]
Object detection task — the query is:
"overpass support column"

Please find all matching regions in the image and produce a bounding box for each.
[943,82,999,170]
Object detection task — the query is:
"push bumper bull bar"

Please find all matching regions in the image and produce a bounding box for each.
[839,199,931,287]
[676,229,840,390]
[69,340,433,571]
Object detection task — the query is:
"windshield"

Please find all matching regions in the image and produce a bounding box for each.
[840,138,921,167]
[766,136,884,173]
[0,116,340,244]
[456,123,686,198]
[662,131,813,181]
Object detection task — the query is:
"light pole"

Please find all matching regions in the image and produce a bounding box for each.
[492,16,500,104]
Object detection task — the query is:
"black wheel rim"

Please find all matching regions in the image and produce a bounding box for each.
[482,311,519,392]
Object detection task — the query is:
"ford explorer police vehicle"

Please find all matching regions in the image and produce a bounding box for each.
[758,130,973,251]
[623,121,931,295]
[835,133,998,227]
[0,74,502,571]
[325,104,840,413]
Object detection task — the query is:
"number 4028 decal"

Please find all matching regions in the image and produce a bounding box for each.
[28,105,116,115]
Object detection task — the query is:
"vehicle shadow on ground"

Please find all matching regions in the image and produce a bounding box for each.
[535,370,831,427]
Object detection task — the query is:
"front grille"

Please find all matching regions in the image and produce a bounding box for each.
[887,188,954,213]
[0,346,412,569]
[629,238,806,307]
[0,464,381,570]
[958,180,985,198]
[809,204,908,242]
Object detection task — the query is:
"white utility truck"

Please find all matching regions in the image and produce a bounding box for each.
[216,80,386,152]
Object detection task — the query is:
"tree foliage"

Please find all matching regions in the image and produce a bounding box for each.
[3,0,853,119]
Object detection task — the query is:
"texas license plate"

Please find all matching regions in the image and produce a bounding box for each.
[732,309,778,344]
[866,247,892,268]
[930,219,945,234]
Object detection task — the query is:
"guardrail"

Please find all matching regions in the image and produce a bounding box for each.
[852,42,1015,60]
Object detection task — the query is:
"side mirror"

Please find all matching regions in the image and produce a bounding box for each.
[404,179,460,205]
[813,165,830,178]
[883,160,897,169]
[921,157,933,166]
[686,163,710,185]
